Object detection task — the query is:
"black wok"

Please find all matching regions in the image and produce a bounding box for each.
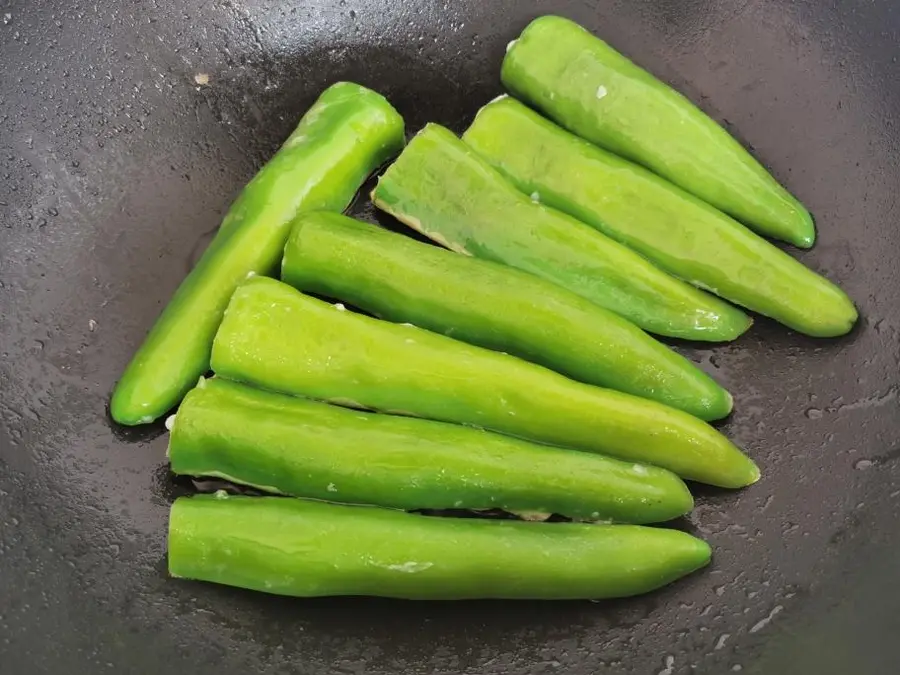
[2,1,899,673]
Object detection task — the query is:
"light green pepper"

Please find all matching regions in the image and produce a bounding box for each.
[502,15,815,247]
[282,212,732,419]
[463,97,857,338]
[110,82,404,425]
[371,124,751,342]
[169,494,712,600]
[211,277,760,488]
[168,378,694,524]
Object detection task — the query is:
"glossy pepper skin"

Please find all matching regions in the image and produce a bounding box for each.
[168,494,712,600]
[371,124,751,343]
[168,378,694,524]
[211,277,760,488]
[464,98,858,338]
[502,16,815,248]
[282,212,732,420]
[109,83,405,425]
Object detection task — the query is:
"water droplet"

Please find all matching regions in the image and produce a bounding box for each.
[37,218,47,227]
[855,459,874,470]
[749,605,783,633]
[33,339,45,350]
[3,13,11,25]
[805,407,823,420]
[47,207,58,216]
[657,655,675,675]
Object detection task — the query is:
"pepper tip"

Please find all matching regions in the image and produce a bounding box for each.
[747,461,762,486]
[794,233,816,249]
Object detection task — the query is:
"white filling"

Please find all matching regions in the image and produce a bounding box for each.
[514,511,551,522]
[197,472,284,496]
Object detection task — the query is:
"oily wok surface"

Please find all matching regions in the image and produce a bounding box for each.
[1,1,900,673]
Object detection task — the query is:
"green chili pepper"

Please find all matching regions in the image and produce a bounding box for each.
[502,15,815,248]
[109,82,405,426]
[168,494,712,600]
[168,378,694,523]
[281,212,732,419]
[371,124,751,342]
[211,277,759,488]
[463,97,858,338]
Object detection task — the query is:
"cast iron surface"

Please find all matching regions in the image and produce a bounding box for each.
[1,0,899,673]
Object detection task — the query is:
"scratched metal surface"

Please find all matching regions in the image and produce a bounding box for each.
[1,1,899,673]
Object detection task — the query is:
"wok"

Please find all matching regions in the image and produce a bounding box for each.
[2,1,899,673]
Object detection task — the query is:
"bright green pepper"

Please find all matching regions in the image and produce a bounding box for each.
[463,97,858,338]
[168,378,694,523]
[211,277,759,488]
[110,82,405,425]
[168,494,712,600]
[281,212,732,420]
[371,124,751,342]
[502,15,815,247]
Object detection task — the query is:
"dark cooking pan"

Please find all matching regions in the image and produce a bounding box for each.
[2,0,899,673]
